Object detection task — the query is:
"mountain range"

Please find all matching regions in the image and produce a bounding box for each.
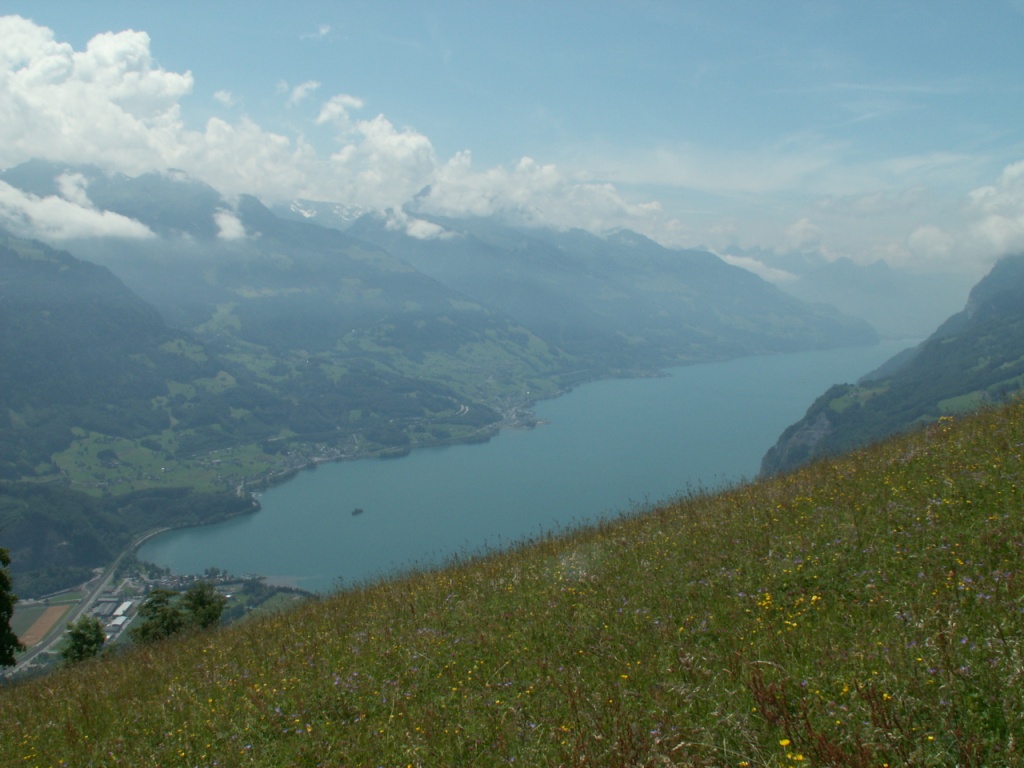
[0,160,880,596]
[722,245,970,339]
[761,252,1024,475]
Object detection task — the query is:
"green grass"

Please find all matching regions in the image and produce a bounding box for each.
[829,385,887,414]
[3,403,1024,766]
[938,391,987,415]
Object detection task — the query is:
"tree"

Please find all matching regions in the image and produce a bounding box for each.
[1,546,25,667]
[130,581,226,645]
[130,588,185,645]
[180,581,226,629]
[61,616,105,664]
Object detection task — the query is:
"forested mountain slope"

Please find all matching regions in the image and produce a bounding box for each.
[0,230,257,594]
[762,253,1024,475]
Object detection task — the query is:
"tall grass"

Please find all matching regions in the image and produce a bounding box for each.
[2,403,1023,766]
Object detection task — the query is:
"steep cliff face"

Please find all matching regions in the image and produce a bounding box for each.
[761,253,1024,476]
[759,406,837,476]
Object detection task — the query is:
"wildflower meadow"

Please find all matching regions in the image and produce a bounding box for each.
[2,403,1023,766]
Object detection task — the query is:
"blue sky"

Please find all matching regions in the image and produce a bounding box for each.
[2,1,1024,279]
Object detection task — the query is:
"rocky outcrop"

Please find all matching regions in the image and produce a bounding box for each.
[760,393,840,476]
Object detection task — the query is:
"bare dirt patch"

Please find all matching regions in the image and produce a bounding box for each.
[19,605,70,647]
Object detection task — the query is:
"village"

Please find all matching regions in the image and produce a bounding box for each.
[6,561,311,680]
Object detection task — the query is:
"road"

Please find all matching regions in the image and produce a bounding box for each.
[8,527,169,675]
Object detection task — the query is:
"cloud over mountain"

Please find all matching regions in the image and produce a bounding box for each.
[0,15,654,241]
[970,160,1024,256]
[0,12,1022,278]
[0,180,155,240]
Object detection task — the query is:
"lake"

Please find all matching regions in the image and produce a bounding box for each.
[139,340,913,592]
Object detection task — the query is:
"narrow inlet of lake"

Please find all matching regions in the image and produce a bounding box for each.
[139,340,913,591]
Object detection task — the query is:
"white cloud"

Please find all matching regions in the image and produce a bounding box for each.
[55,172,93,208]
[0,16,664,238]
[213,209,247,240]
[0,180,155,239]
[0,16,711,249]
[907,225,955,262]
[301,24,332,41]
[968,160,1024,256]
[384,209,453,240]
[783,217,821,251]
[332,114,438,208]
[1,13,1015,278]
[718,253,798,284]
[315,93,364,129]
[416,152,662,234]
[213,89,237,107]
[0,16,192,175]
[286,80,320,108]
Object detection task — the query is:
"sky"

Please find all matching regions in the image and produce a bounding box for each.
[2,1,1024,281]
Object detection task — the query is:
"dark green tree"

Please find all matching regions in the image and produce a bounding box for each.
[129,589,185,645]
[61,616,105,664]
[180,581,226,629]
[1,547,25,667]
[130,581,226,645]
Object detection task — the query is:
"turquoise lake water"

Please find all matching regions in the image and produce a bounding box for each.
[139,340,913,591]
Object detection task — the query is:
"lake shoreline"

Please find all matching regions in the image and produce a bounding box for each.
[139,340,915,592]
[234,365,674,499]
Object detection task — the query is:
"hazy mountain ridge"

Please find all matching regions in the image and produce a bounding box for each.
[761,253,1024,475]
[4,160,877,377]
[348,212,878,367]
[723,245,970,339]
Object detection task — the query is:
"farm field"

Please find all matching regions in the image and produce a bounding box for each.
[11,604,70,648]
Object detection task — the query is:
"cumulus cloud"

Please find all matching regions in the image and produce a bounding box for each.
[213,89,237,107]
[0,16,193,175]
[4,13,1023,277]
[0,16,671,242]
[384,208,454,240]
[416,152,662,233]
[315,93,364,129]
[968,160,1024,256]
[335,114,438,207]
[0,180,154,239]
[213,209,247,240]
[783,217,822,251]
[286,80,320,107]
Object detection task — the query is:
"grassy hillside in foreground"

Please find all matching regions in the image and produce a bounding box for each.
[3,402,1024,766]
